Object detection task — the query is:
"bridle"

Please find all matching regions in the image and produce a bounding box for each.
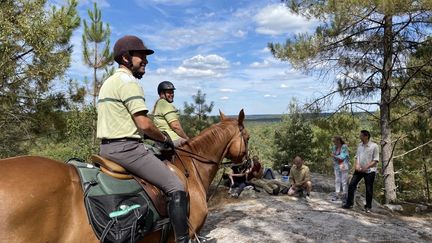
[168,124,248,242]
[172,124,248,195]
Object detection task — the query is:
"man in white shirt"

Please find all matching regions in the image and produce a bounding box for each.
[342,130,379,213]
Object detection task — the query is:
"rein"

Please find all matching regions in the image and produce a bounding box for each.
[170,125,249,202]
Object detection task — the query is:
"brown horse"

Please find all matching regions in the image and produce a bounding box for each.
[0,110,249,242]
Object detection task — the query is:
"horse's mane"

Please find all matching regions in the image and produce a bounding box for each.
[186,118,238,155]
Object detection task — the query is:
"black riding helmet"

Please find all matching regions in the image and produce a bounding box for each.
[113,35,154,64]
[157,81,176,95]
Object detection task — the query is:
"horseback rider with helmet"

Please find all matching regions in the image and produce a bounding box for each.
[96,35,190,243]
[153,81,189,147]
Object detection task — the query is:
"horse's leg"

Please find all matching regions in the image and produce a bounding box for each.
[187,183,209,236]
[0,156,97,242]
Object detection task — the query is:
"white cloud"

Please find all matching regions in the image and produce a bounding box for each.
[182,54,229,70]
[139,5,257,51]
[254,4,316,35]
[152,54,230,80]
[168,54,230,79]
[220,96,230,100]
[250,59,271,68]
[77,0,110,8]
[233,29,247,38]
[264,94,277,98]
[260,47,271,53]
[249,56,285,69]
[172,67,219,78]
[143,26,227,51]
[156,68,168,74]
[219,88,235,92]
[135,0,193,6]
[280,84,289,88]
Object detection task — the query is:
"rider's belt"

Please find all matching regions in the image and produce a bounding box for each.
[101,137,142,144]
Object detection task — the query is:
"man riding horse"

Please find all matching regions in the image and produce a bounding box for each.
[97,35,189,243]
[152,81,189,147]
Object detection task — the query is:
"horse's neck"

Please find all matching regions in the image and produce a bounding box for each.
[188,123,235,162]
[186,123,236,189]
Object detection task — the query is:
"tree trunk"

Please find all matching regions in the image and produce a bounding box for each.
[424,162,430,203]
[91,42,98,147]
[381,14,397,204]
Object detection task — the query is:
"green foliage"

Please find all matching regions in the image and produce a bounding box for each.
[271,0,432,203]
[182,90,216,136]
[309,111,361,174]
[272,101,313,170]
[389,38,432,202]
[82,2,113,106]
[246,121,278,169]
[30,106,99,161]
[0,0,80,158]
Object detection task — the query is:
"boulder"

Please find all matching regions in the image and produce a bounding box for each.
[384,204,404,212]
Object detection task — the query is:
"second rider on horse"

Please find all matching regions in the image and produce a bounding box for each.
[152,81,189,147]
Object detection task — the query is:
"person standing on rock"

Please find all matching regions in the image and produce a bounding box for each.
[342,130,379,213]
[288,155,312,200]
[331,136,350,202]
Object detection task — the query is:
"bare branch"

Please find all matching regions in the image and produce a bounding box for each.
[394,139,432,159]
[12,48,34,61]
[390,56,432,104]
[390,100,432,125]
[354,105,380,120]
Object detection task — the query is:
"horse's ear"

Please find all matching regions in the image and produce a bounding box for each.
[238,109,245,126]
[219,109,226,120]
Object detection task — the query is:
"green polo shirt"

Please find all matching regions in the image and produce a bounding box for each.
[289,164,311,186]
[97,68,147,139]
[152,98,180,141]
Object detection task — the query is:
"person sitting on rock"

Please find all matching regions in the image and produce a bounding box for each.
[247,156,287,195]
[288,155,312,201]
[228,164,248,198]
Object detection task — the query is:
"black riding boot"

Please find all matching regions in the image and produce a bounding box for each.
[168,191,189,243]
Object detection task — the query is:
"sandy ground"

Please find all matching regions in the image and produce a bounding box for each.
[198,173,432,243]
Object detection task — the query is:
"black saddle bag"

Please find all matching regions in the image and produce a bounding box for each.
[86,192,154,243]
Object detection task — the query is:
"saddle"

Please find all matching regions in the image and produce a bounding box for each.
[90,155,188,217]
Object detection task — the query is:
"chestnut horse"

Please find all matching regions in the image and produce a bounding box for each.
[0,110,248,242]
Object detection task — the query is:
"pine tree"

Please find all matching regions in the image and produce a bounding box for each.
[273,100,313,170]
[82,2,113,106]
[269,0,432,203]
[182,90,216,136]
[82,2,113,146]
[0,0,80,157]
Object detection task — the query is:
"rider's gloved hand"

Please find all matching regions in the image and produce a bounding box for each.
[161,131,175,150]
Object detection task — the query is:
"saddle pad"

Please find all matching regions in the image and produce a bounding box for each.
[67,159,167,242]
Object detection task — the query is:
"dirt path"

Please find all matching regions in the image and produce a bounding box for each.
[199,174,432,243]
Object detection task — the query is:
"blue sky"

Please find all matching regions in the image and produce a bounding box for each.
[59,0,329,115]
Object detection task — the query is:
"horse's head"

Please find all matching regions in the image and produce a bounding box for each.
[220,109,249,164]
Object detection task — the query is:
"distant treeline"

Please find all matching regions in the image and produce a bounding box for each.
[226,112,371,123]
